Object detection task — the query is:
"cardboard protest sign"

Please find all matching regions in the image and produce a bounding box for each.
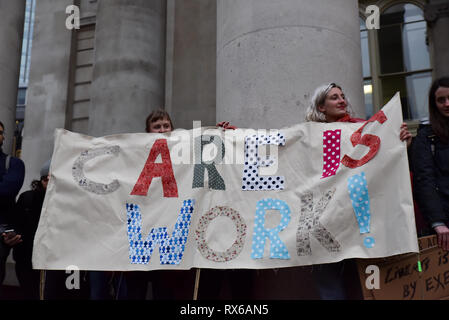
[357,235,449,300]
[33,93,419,271]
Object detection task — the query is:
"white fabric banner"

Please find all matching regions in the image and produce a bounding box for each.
[33,93,419,271]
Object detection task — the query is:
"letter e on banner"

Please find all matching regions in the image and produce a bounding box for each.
[242,132,285,191]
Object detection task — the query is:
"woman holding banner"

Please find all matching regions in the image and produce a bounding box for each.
[220,83,411,299]
[305,82,412,299]
[123,109,198,300]
[412,77,449,251]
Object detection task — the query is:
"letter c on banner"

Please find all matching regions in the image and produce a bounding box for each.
[72,146,121,194]
[195,206,247,262]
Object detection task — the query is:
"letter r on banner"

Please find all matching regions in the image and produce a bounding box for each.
[251,198,291,260]
[192,135,226,190]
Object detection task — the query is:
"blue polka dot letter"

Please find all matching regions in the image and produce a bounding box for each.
[347,173,375,248]
[126,199,195,265]
[251,198,291,260]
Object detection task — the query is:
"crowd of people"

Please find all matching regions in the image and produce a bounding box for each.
[0,76,448,299]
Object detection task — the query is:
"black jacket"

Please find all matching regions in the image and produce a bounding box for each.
[12,189,45,263]
[412,125,449,225]
[0,150,25,228]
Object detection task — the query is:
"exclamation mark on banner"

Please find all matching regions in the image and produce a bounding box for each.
[347,172,375,248]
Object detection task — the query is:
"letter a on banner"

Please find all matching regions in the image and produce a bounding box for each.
[131,139,178,197]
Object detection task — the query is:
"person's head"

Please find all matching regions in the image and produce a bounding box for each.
[31,174,49,192]
[39,159,51,188]
[31,159,50,191]
[305,83,352,123]
[428,77,449,143]
[0,121,4,147]
[145,109,174,133]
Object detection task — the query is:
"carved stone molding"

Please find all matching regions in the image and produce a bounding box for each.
[424,1,449,23]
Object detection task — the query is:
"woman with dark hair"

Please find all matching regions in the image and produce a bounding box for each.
[412,77,449,251]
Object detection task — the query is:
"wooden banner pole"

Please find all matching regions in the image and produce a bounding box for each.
[193,268,201,300]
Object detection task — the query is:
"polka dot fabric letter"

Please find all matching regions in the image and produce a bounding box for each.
[242,133,285,191]
[251,198,291,260]
[347,173,371,234]
[321,130,341,179]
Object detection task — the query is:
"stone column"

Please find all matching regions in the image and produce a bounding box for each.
[166,0,217,129]
[88,0,166,136]
[217,0,364,129]
[425,0,449,79]
[21,0,74,190]
[0,0,26,153]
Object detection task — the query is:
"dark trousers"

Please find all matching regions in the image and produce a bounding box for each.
[197,269,254,300]
[89,271,127,300]
[15,259,40,299]
[44,270,90,300]
[313,261,347,300]
[125,270,196,300]
[0,242,11,286]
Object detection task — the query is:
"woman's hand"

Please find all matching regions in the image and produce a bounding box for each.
[434,225,449,251]
[1,232,22,247]
[400,122,412,148]
[216,121,237,130]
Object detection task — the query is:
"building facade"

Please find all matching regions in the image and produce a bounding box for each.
[1,0,448,297]
[14,0,36,157]
[17,0,449,191]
